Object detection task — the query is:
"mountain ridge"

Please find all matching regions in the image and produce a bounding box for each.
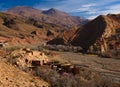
[47,14,120,55]
[6,6,88,29]
[0,12,62,46]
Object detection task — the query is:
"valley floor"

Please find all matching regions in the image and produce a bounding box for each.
[50,51,120,83]
[0,47,120,87]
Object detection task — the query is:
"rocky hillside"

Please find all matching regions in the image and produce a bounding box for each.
[71,14,120,52]
[0,57,49,87]
[0,12,62,46]
[48,14,120,56]
[6,6,88,29]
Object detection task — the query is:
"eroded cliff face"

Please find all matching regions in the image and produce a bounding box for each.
[47,14,120,56]
[88,14,120,57]
[71,15,107,51]
[102,14,120,38]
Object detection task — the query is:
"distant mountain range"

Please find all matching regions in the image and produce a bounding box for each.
[1,6,119,57]
[6,6,88,29]
[0,6,89,46]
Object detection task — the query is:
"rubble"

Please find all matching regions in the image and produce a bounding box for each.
[7,48,49,69]
[7,48,81,75]
[46,61,80,75]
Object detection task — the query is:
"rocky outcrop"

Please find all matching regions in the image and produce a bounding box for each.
[48,14,120,56]
[6,48,49,70]
[87,14,120,57]
[0,57,49,87]
[71,15,107,50]
[72,14,120,56]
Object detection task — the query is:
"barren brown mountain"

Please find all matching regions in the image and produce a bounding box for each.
[71,14,120,53]
[48,14,120,56]
[6,6,88,29]
[0,12,62,46]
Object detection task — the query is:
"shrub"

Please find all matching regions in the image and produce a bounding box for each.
[3,17,15,28]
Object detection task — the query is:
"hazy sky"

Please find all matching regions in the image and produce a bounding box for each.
[0,0,120,19]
